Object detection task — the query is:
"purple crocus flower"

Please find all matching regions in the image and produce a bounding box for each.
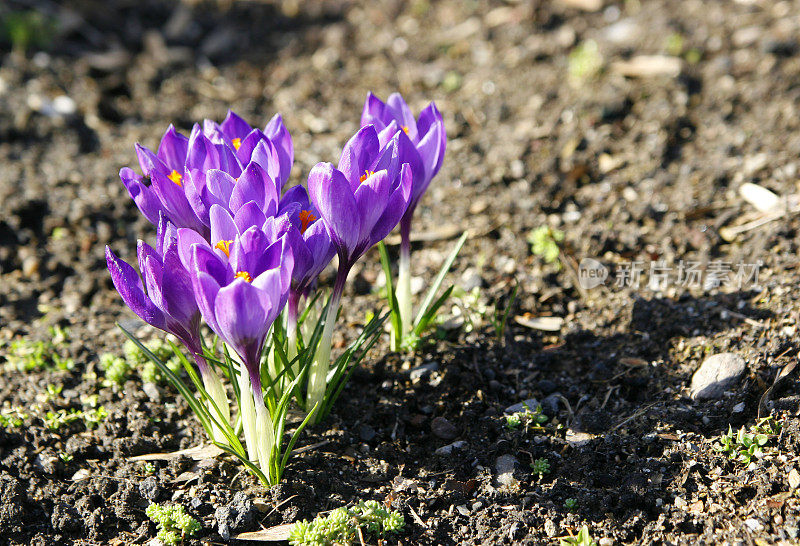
[361,92,446,217]
[106,215,231,437]
[121,111,293,237]
[361,93,447,347]
[187,225,293,467]
[308,125,413,268]
[274,185,335,360]
[303,125,413,418]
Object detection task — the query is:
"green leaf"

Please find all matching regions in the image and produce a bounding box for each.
[378,242,403,347]
[413,231,467,328]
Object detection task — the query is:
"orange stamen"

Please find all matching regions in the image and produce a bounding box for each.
[401,125,410,135]
[235,271,253,283]
[214,239,232,257]
[359,170,375,184]
[168,169,183,187]
[299,210,317,234]
[231,137,242,150]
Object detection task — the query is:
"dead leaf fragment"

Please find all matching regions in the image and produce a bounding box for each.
[740,182,779,212]
[234,524,293,542]
[128,444,224,462]
[515,315,564,332]
[612,55,682,78]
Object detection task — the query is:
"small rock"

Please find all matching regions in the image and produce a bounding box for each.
[138,476,161,501]
[599,538,614,546]
[744,518,763,532]
[215,492,256,541]
[435,440,467,456]
[456,505,470,516]
[409,362,439,382]
[789,468,800,490]
[542,393,562,416]
[358,424,376,442]
[690,353,747,400]
[537,379,557,394]
[505,399,539,414]
[431,417,458,440]
[495,454,518,487]
[472,501,484,511]
[142,382,161,403]
[732,402,745,413]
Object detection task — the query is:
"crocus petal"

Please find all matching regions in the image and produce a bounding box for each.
[307,163,361,257]
[265,113,293,186]
[338,125,379,190]
[354,169,393,243]
[135,144,169,177]
[161,244,199,327]
[235,128,267,165]
[137,241,164,309]
[369,163,412,248]
[250,140,283,193]
[415,120,444,187]
[120,167,165,226]
[215,142,243,178]
[395,129,427,203]
[229,162,271,214]
[233,201,267,234]
[377,120,401,149]
[106,246,166,330]
[221,110,253,141]
[361,92,389,130]
[150,171,204,231]
[177,227,211,269]
[214,280,272,362]
[206,169,236,207]
[192,243,230,285]
[386,93,418,141]
[156,214,178,257]
[203,120,227,145]
[186,125,220,172]
[209,204,239,256]
[189,251,222,334]
[157,125,189,171]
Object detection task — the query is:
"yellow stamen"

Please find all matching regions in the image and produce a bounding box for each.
[235,271,253,283]
[299,210,317,234]
[359,170,375,184]
[168,169,183,187]
[401,125,409,135]
[214,239,232,257]
[232,137,242,150]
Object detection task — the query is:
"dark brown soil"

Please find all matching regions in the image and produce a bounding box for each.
[2,0,800,544]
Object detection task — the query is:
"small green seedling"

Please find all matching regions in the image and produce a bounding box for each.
[568,40,603,82]
[0,407,27,428]
[125,339,182,384]
[146,503,201,545]
[492,283,518,343]
[4,328,74,372]
[99,353,130,386]
[59,452,73,463]
[560,525,597,546]
[531,458,551,480]
[289,500,404,546]
[45,384,63,400]
[505,403,549,431]
[564,498,578,512]
[142,462,157,475]
[43,406,107,431]
[714,417,781,465]
[528,226,565,268]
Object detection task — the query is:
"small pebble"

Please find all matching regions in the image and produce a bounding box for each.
[431,417,458,440]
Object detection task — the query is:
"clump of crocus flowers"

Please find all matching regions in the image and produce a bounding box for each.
[107,97,452,485]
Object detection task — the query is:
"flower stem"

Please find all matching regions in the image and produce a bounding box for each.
[395,219,413,349]
[287,290,300,365]
[306,264,348,422]
[237,365,258,464]
[196,355,231,443]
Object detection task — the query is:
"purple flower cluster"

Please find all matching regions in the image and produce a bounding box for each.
[106,94,445,427]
